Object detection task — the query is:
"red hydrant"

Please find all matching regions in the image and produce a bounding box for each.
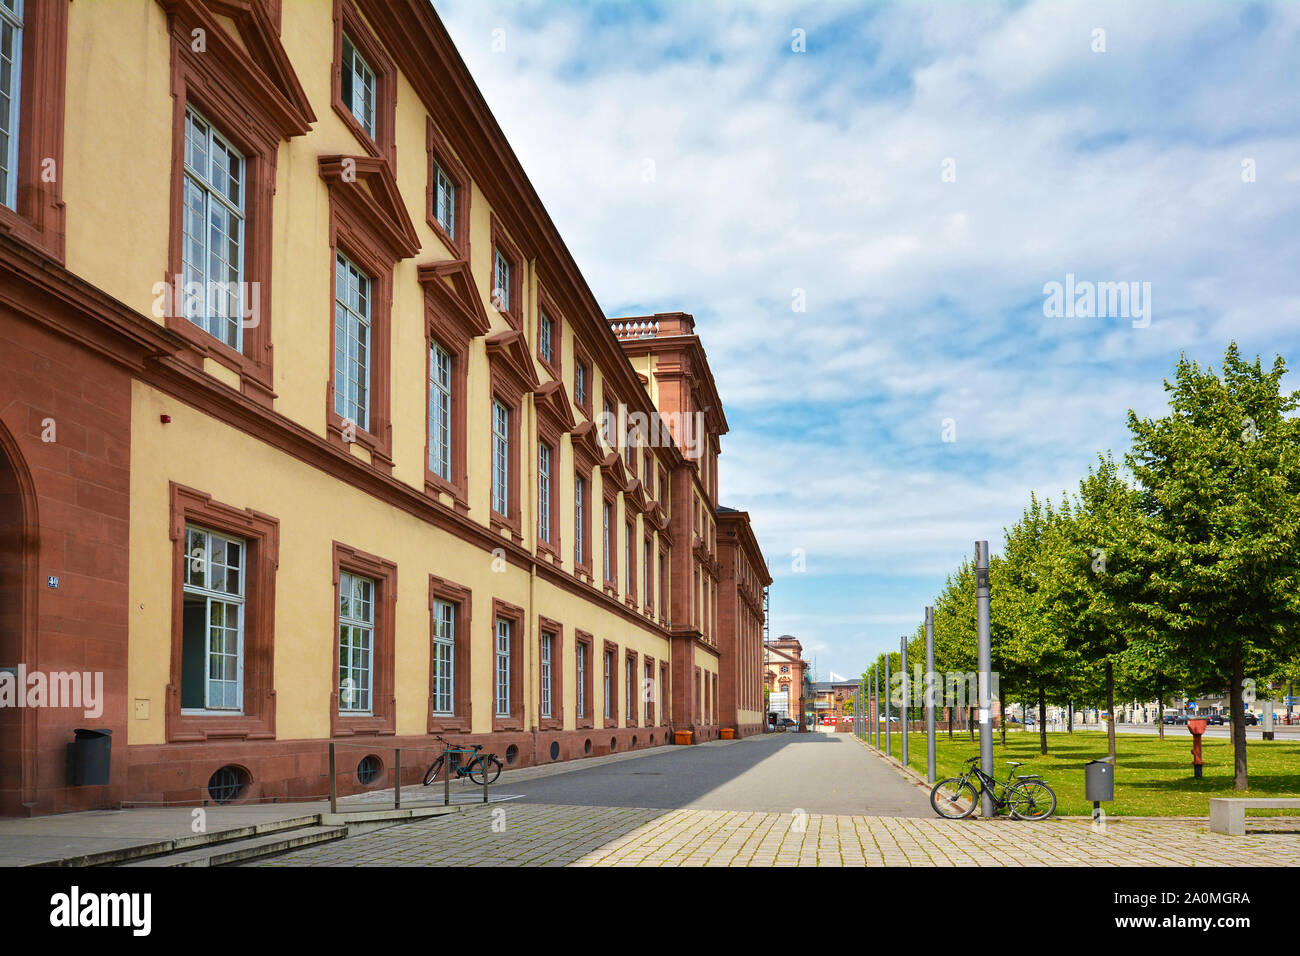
[1187,717,1207,778]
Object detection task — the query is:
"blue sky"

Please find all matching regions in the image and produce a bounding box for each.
[435,0,1300,680]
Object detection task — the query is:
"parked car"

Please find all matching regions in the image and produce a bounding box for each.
[1162,713,1187,724]
[1204,713,1224,726]
[778,718,797,730]
[1233,713,1259,726]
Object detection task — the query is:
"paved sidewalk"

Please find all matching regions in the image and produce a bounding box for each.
[250,802,1300,867]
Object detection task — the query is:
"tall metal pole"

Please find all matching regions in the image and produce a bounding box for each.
[975,540,994,817]
[871,666,878,748]
[900,636,909,768]
[925,605,937,784]
[884,652,892,757]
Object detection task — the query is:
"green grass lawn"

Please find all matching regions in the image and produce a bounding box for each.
[871,727,1300,816]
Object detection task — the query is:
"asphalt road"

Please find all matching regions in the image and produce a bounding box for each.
[502,729,934,816]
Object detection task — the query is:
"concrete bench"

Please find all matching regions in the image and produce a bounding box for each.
[1208,798,1300,835]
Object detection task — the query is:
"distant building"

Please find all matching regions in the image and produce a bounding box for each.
[764,636,809,728]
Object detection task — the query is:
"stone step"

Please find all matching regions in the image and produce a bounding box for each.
[121,824,348,867]
[45,814,326,868]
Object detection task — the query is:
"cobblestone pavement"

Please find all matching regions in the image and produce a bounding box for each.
[249,803,1300,867]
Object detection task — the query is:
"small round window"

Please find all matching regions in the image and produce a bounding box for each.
[584,738,592,755]
[357,755,381,786]
[207,766,247,805]
[505,744,519,765]
[610,736,618,752]
[549,741,561,761]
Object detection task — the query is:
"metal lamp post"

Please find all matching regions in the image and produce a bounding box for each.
[975,540,994,817]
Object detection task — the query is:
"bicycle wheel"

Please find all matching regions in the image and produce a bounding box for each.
[422,756,445,786]
[930,778,978,819]
[1009,780,1056,820]
[467,755,503,785]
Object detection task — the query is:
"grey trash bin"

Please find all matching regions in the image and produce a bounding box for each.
[67,728,112,786]
[1085,757,1113,802]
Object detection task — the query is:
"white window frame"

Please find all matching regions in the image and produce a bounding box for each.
[341,32,376,139]
[576,643,586,719]
[575,363,586,407]
[626,657,635,724]
[603,500,612,582]
[604,650,613,720]
[574,475,585,566]
[539,311,553,365]
[540,631,553,719]
[181,524,245,714]
[431,598,455,716]
[538,442,552,543]
[429,341,452,480]
[493,248,510,312]
[491,399,509,515]
[0,0,22,211]
[432,160,455,236]
[338,571,375,715]
[495,618,511,717]
[181,106,246,350]
[334,252,372,432]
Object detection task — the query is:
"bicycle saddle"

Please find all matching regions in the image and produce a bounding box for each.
[1006,761,1023,766]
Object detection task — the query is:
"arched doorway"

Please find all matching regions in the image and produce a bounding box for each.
[0,420,37,813]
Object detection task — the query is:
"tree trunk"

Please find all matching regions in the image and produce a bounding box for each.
[999,687,1006,745]
[1230,643,1248,791]
[1106,660,1116,763]
[1038,683,1048,755]
[968,706,975,741]
[1067,702,1073,733]
[1156,677,1164,740]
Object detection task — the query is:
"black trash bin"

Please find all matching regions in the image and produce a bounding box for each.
[1085,757,1114,803]
[67,728,112,786]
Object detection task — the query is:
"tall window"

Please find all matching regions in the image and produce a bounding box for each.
[432,160,455,236]
[540,631,554,718]
[576,642,586,718]
[603,649,613,720]
[338,572,374,714]
[625,521,635,596]
[495,618,511,717]
[574,363,587,407]
[491,400,510,515]
[493,248,510,311]
[644,538,653,611]
[626,657,636,724]
[428,342,452,480]
[334,253,372,431]
[182,107,246,350]
[340,33,376,138]
[539,311,554,365]
[538,443,552,543]
[603,500,613,582]
[181,525,244,712]
[659,549,667,618]
[644,660,655,723]
[0,0,21,210]
[574,475,585,565]
[431,599,454,715]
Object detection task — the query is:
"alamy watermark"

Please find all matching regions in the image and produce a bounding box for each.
[597,402,706,460]
[0,665,103,718]
[1042,273,1151,329]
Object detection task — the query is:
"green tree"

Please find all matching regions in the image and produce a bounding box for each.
[1126,344,1300,789]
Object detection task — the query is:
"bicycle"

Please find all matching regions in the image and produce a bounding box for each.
[422,736,503,786]
[930,756,1057,820]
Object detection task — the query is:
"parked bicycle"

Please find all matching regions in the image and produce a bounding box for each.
[422,736,503,786]
[930,756,1057,820]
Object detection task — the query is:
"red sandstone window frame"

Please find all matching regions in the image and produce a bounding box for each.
[643,655,656,726]
[424,316,472,513]
[489,213,525,330]
[660,660,671,726]
[574,629,594,730]
[331,0,397,167]
[330,541,397,737]
[602,640,619,728]
[164,18,283,407]
[487,387,522,541]
[624,518,636,607]
[625,648,639,727]
[601,490,618,596]
[644,533,654,617]
[425,117,470,259]
[573,469,593,581]
[325,223,395,472]
[537,616,564,731]
[659,546,669,626]
[573,342,593,420]
[427,574,472,734]
[0,0,66,262]
[535,284,563,380]
[166,483,279,743]
[492,598,525,732]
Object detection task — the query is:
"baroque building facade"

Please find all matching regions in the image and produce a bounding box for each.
[0,0,766,815]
